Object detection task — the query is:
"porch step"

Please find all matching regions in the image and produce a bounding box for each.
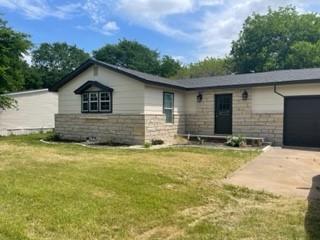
[178,134,264,146]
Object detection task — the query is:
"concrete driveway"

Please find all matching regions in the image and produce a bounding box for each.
[225,147,320,199]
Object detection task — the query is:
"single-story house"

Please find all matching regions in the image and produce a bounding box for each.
[50,58,320,148]
[0,89,58,136]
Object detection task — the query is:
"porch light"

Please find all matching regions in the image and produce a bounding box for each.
[197,93,203,103]
[242,90,248,100]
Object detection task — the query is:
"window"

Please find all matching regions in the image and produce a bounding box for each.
[82,93,89,112]
[82,92,112,113]
[163,92,174,123]
[99,92,111,112]
[89,92,98,112]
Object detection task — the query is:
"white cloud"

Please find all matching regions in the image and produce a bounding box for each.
[198,0,224,7]
[2,0,320,60]
[101,21,119,35]
[0,0,81,19]
[22,52,32,65]
[195,0,318,59]
[117,0,194,38]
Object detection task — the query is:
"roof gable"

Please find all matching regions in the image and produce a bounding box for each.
[74,81,113,94]
[50,58,186,92]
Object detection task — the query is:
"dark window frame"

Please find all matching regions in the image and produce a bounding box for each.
[81,91,113,113]
[163,92,174,123]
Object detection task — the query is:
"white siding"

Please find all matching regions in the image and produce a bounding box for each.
[58,65,145,114]
[252,83,320,113]
[144,85,185,114]
[0,90,58,131]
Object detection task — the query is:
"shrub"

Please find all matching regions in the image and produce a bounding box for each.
[226,135,246,147]
[151,139,164,145]
[44,133,61,142]
[144,142,151,148]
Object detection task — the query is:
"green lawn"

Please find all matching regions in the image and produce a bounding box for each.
[0,134,318,239]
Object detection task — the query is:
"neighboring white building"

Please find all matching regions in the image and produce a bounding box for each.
[0,89,58,136]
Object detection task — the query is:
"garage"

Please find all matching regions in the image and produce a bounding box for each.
[284,95,320,148]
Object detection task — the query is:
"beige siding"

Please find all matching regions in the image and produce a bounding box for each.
[184,91,197,114]
[252,83,320,113]
[144,85,185,114]
[0,90,58,131]
[58,65,145,114]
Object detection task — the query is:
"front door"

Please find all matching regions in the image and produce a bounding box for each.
[215,94,232,135]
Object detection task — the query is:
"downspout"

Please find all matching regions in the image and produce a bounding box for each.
[274,84,285,147]
[273,84,285,97]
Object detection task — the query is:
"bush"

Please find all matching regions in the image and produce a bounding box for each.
[151,139,164,145]
[144,142,151,148]
[226,135,246,147]
[44,133,61,142]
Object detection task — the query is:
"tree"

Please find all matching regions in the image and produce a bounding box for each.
[159,55,181,78]
[30,42,89,88]
[286,41,320,68]
[93,39,160,75]
[93,39,181,77]
[0,17,31,109]
[174,57,232,79]
[231,6,320,73]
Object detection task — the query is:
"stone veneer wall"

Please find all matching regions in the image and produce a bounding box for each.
[55,113,185,145]
[185,88,284,145]
[55,114,145,145]
[144,114,185,144]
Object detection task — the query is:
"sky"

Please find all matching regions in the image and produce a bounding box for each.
[1,0,320,63]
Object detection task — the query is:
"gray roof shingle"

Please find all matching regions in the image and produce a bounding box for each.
[50,58,320,91]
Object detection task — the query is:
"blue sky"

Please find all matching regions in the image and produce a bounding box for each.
[1,0,320,63]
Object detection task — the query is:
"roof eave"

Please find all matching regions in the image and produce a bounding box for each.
[185,78,320,91]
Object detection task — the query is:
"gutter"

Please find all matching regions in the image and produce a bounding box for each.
[273,85,285,97]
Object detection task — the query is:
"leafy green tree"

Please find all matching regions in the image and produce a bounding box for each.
[231,6,320,73]
[174,57,232,79]
[30,42,89,88]
[159,55,181,78]
[0,17,31,109]
[93,39,160,75]
[286,41,320,68]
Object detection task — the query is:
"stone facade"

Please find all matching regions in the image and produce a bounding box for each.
[55,114,145,145]
[55,113,185,145]
[144,114,185,144]
[185,88,284,145]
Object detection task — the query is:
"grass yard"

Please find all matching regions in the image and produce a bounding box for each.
[0,134,319,239]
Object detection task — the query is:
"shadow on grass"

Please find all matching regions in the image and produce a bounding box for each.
[305,175,320,240]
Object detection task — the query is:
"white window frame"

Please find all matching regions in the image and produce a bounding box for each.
[89,92,99,112]
[81,91,112,113]
[163,92,174,123]
[82,93,89,112]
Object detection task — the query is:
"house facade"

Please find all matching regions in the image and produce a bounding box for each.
[0,89,58,136]
[51,58,320,148]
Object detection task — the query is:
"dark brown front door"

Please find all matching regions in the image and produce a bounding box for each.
[215,94,232,135]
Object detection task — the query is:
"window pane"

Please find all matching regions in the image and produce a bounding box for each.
[164,109,173,123]
[100,102,110,111]
[82,102,89,111]
[90,102,98,111]
[90,93,98,101]
[164,93,173,108]
[100,92,109,101]
[83,93,89,101]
